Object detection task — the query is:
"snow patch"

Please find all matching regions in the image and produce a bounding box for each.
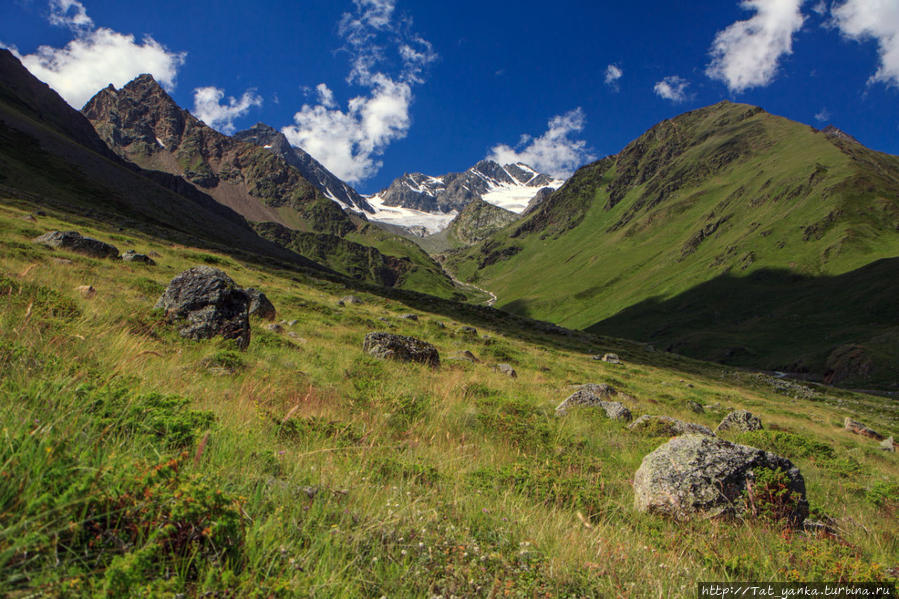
[365,193,457,234]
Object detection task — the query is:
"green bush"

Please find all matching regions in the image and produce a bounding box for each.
[735,430,834,460]
[743,467,806,525]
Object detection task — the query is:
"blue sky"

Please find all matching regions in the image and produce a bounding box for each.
[2,0,897,193]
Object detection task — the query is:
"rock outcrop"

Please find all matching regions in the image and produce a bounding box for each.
[634,434,808,524]
[122,249,156,265]
[155,266,251,349]
[363,333,440,367]
[33,231,119,259]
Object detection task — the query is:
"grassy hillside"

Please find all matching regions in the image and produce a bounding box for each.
[445,101,899,386]
[1,198,897,596]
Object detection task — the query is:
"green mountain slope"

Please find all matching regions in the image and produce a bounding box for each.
[446,101,899,386]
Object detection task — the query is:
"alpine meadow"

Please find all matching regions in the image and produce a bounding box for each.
[1,0,898,597]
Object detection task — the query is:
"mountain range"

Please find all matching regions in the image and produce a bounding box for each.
[3,46,898,388]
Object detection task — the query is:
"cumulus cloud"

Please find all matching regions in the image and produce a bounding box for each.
[832,0,899,87]
[192,87,262,134]
[653,75,690,102]
[486,108,596,179]
[8,1,185,108]
[706,0,805,93]
[605,64,623,90]
[282,0,437,184]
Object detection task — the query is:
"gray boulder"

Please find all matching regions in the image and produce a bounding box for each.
[246,288,276,320]
[400,313,419,321]
[340,295,363,305]
[628,415,714,437]
[363,333,439,367]
[716,410,763,433]
[880,436,895,452]
[155,266,251,349]
[33,231,119,259]
[556,385,632,421]
[495,363,517,378]
[843,417,884,440]
[634,434,808,524]
[122,249,156,265]
[459,326,478,336]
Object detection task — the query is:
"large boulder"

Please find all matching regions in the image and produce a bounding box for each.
[556,385,632,421]
[716,410,763,433]
[33,231,119,259]
[155,266,251,349]
[363,333,439,367]
[628,415,714,437]
[495,363,517,378]
[634,434,808,524]
[246,288,276,320]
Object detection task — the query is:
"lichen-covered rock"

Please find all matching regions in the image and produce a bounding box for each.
[122,249,156,265]
[628,415,714,437]
[340,295,363,305]
[155,266,250,349]
[459,326,478,336]
[634,434,808,524]
[716,410,763,433]
[843,417,884,440]
[246,288,276,320]
[363,333,439,367]
[33,231,119,259]
[556,385,632,421]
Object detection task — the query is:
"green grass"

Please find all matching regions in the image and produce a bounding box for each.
[0,202,897,596]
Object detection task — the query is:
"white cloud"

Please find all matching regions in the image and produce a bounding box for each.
[48,0,93,30]
[832,0,899,87]
[486,108,596,179]
[653,75,690,102]
[706,0,806,93]
[814,107,831,122]
[812,1,828,16]
[605,64,623,90]
[282,0,437,184]
[192,87,262,135]
[8,1,185,108]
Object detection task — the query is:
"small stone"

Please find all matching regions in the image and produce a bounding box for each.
[400,313,419,321]
[843,417,884,440]
[716,410,763,433]
[246,288,276,321]
[21,214,36,222]
[458,326,478,336]
[495,363,517,378]
[76,285,96,299]
[628,415,715,437]
[341,295,363,305]
[447,350,479,363]
[880,436,895,452]
[601,353,620,364]
[122,249,156,265]
[687,401,705,414]
[266,323,285,334]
